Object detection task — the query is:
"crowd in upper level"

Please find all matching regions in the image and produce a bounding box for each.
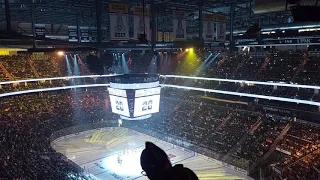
[2,50,319,105]
[0,50,318,84]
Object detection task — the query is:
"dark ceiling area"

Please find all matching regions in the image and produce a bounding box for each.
[0,0,294,31]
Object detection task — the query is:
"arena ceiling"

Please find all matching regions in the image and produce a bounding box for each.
[0,0,293,33]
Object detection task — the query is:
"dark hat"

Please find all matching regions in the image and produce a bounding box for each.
[140,142,171,170]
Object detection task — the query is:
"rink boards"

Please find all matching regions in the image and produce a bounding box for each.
[52,127,253,180]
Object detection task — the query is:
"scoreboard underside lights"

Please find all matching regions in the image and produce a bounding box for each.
[108,74,161,120]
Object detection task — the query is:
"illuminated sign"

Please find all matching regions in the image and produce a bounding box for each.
[134,95,160,117]
[135,87,161,97]
[109,95,130,117]
[108,87,127,97]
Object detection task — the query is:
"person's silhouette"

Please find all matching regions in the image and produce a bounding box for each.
[140,142,198,180]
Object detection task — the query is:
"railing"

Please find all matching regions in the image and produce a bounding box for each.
[0,74,119,85]
[161,75,320,90]
[2,74,320,90]
[161,84,320,106]
[1,74,319,107]
[0,84,110,98]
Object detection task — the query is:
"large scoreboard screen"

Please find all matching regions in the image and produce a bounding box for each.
[133,95,160,117]
[108,74,160,120]
[109,95,130,117]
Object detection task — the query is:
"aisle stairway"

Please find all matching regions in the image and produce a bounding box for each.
[291,53,308,82]
[221,116,262,161]
[231,56,248,77]
[28,60,40,78]
[254,56,270,79]
[249,120,292,171]
[0,62,15,81]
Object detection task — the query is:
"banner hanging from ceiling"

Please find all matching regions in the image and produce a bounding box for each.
[35,24,46,39]
[202,13,227,42]
[80,26,90,42]
[172,11,186,41]
[68,26,78,42]
[216,22,226,42]
[215,14,227,42]
[133,6,151,41]
[109,3,129,40]
[157,32,163,42]
[89,27,98,42]
[202,14,215,41]
[164,32,170,42]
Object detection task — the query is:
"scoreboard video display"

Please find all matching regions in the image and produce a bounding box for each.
[109,95,130,117]
[108,74,160,120]
[133,94,160,117]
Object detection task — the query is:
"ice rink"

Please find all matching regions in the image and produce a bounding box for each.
[52,127,253,180]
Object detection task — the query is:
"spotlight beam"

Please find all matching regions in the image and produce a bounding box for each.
[192,53,213,77]
[204,53,220,68]
[122,54,129,74]
[65,55,73,77]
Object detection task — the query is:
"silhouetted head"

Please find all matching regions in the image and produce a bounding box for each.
[140,142,172,179]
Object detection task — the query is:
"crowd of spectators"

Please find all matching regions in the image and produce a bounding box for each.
[0,54,35,80]
[0,50,319,179]
[278,151,319,180]
[162,50,320,114]
[125,92,319,179]
[0,88,112,179]
[0,84,319,179]
[0,50,319,85]
[162,50,320,107]
[232,116,288,164]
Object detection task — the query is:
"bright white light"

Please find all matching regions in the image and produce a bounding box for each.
[0,74,121,85]
[103,149,143,176]
[1,75,320,107]
[57,51,65,56]
[134,95,160,117]
[118,119,122,127]
[161,84,320,107]
[161,75,320,90]
[0,84,110,98]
